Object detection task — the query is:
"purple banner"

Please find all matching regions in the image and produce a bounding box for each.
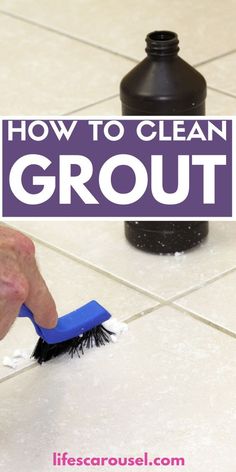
[2,118,232,217]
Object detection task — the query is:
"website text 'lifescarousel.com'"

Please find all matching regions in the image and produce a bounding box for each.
[52,451,185,467]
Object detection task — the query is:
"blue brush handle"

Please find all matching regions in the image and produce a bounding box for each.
[18,301,111,344]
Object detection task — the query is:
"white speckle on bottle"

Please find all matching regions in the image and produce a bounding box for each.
[174,251,184,256]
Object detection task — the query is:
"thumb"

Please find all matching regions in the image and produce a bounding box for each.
[25,270,58,329]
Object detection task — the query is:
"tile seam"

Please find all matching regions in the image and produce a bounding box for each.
[0,303,161,385]
[6,222,236,305]
[64,94,119,116]
[0,361,38,384]
[5,223,164,303]
[5,223,236,307]
[127,300,236,342]
[168,265,236,303]
[1,298,235,385]
[195,49,236,67]
[124,302,163,323]
[0,9,235,71]
[65,86,236,118]
[0,9,137,64]
[170,303,236,340]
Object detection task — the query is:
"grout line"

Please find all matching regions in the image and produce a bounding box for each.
[0,302,161,385]
[0,361,38,384]
[1,292,236,386]
[194,48,236,68]
[64,94,119,116]
[5,220,236,308]
[5,223,236,308]
[0,303,161,386]
[207,86,236,100]
[5,222,164,303]
[168,265,236,303]
[34,241,164,302]
[126,298,236,343]
[66,85,236,117]
[64,86,236,119]
[1,8,235,74]
[0,9,137,64]
[124,303,162,324]
[171,303,236,340]
[3,223,236,355]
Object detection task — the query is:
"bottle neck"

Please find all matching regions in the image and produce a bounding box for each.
[145,31,179,58]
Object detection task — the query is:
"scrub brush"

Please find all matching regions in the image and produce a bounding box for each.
[18,300,125,364]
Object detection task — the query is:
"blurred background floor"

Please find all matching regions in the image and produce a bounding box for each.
[0,0,235,115]
[0,2,235,471]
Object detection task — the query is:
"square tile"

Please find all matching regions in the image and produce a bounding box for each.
[0,13,132,114]
[0,239,157,380]
[175,270,236,333]
[198,53,236,97]
[1,0,236,65]
[8,221,236,299]
[0,306,236,472]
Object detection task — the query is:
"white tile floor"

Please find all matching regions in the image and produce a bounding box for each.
[0,1,236,471]
[1,307,236,472]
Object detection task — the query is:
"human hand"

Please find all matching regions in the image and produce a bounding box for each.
[0,226,58,340]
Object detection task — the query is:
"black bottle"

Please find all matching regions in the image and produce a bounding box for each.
[120,31,209,254]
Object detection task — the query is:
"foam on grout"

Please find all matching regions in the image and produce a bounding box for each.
[13,349,29,359]
[102,318,128,341]
[2,356,17,369]
[2,349,31,369]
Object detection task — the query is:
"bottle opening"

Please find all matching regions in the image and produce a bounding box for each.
[146,30,179,56]
[148,31,177,42]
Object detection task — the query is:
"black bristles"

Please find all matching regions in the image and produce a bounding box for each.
[32,325,114,364]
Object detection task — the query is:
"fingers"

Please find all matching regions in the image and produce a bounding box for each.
[25,267,58,329]
[16,235,58,329]
[16,236,58,329]
[0,227,58,337]
[0,252,29,339]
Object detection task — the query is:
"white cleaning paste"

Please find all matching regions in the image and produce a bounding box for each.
[2,356,18,369]
[2,349,30,369]
[13,349,29,359]
[102,318,128,341]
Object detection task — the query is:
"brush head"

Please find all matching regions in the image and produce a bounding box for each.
[19,300,112,343]
[32,324,114,364]
[19,300,115,364]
